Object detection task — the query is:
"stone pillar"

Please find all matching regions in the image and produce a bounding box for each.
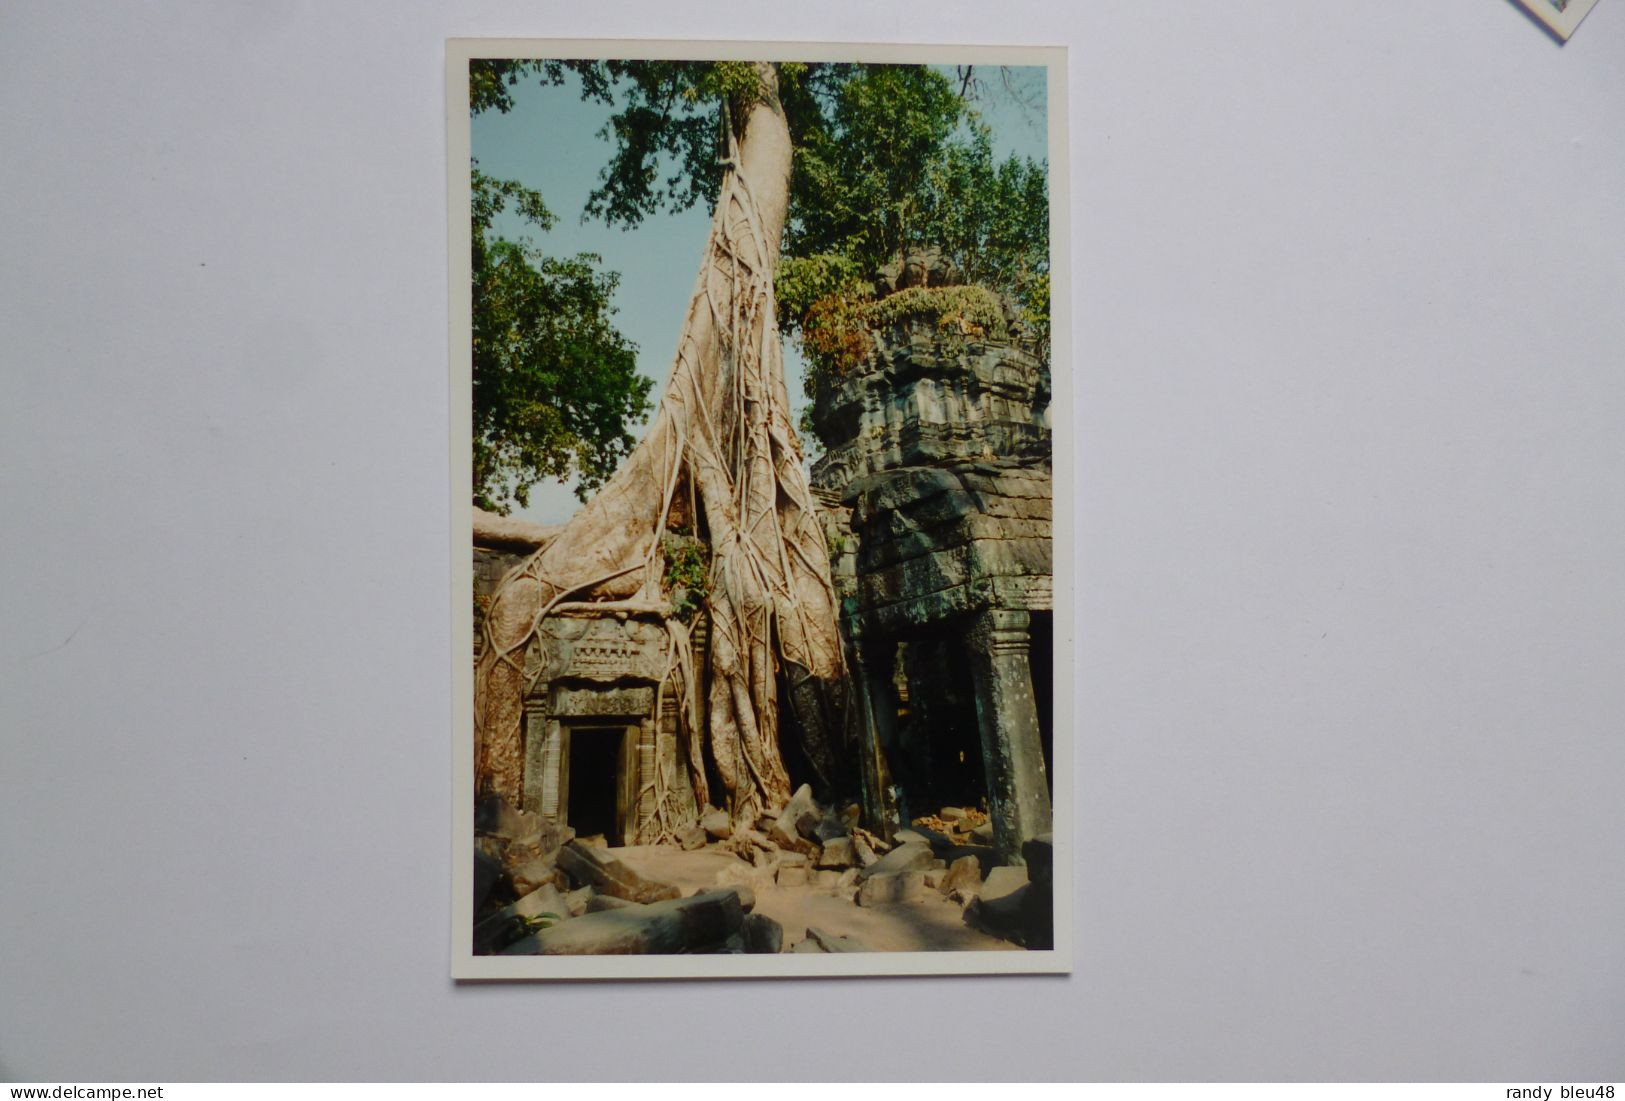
[965,607,1051,864]
[531,717,565,823]
[520,701,548,816]
[633,715,658,842]
[852,639,902,842]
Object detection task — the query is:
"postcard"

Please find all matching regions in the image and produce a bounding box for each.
[449,38,1071,979]
[1515,0,1603,39]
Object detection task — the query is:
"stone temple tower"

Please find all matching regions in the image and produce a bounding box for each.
[809,297,1053,865]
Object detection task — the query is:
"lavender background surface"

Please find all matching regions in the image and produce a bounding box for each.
[3,0,1624,1081]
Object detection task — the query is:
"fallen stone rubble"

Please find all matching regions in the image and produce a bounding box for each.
[471,788,1054,955]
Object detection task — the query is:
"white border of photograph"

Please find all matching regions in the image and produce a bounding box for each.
[1515,0,1603,39]
[448,36,1073,980]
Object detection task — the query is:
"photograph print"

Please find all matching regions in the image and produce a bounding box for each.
[1513,0,1603,39]
[450,40,1068,978]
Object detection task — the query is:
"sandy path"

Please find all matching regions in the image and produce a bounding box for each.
[613,845,1019,953]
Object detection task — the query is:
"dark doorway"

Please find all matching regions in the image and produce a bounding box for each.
[901,637,986,814]
[567,726,624,843]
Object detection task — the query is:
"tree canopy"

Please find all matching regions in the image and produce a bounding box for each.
[530,60,1051,371]
[469,65,651,513]
[468,58,1049,508]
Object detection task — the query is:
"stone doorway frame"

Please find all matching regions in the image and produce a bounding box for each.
[521,683,657,847]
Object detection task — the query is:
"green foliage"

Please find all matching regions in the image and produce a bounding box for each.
[797,285,1011,393]
[661,533,711,623]
[504,911,561,942]
[468,59,1050,487]
[577,61,739,227]
[469,59,611,115]
[774,252,869,333]
[776,67,1049,368]
[471,167,653,512]
[784,65,967,278]
[478,59,1047,342]
[796,406,824,460]
[920,125,1050,348]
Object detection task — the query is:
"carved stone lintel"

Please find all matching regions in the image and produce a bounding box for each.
[550,684,655,719]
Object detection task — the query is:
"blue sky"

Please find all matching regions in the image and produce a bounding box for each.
[471,62,1048,525]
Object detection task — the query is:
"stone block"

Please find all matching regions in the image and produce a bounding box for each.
[969,821,995,846]
[980,864,1029,903]
[855,841,934,883]
[510,858,563,898]
[939,807,969,822]
[817,836,858,869]
[742,912,784,954]
[964,883,1032,945]
[473,882,570,954]
[715,861,775,892]
[815,869,842,890]
[474,794,543,842]
[813,813,850,843]
[557,840,682,904]
[857,870,926,907]
[776,864,809,888]
[805,926,868,952]
[895,825,952,850]
[501,888,750,956]
[511,883,569,922]
[923,869,944,890]
[835,868,861,899]
[852,837,879,868]
[940,855,983,898]
[769,785,823,853]
[473,848,503,912]
[678,825,707,852]
[1022,881,1054,951]
[700,806,733,840]
[586,892,637,913]
[500,820,575,876]
[1022,833,1054,887]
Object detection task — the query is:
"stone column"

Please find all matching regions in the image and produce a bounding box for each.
[529,717,565,823]
[520,701,548,817]
[852,638,902,842]
[632,715,658,842]
[965,607,1051,864]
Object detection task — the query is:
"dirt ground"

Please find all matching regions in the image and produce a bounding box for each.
[612,845,1019,953]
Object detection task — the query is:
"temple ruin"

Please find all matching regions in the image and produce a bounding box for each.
[471,278,1055,954]
[809,296,1054,867]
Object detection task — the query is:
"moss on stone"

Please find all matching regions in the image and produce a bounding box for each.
[800,284,1010,392]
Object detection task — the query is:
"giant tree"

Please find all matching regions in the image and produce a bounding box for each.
[475,61,843,831]
[472,59,1048,831]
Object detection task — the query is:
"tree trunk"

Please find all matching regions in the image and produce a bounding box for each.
[474,64,849,832]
